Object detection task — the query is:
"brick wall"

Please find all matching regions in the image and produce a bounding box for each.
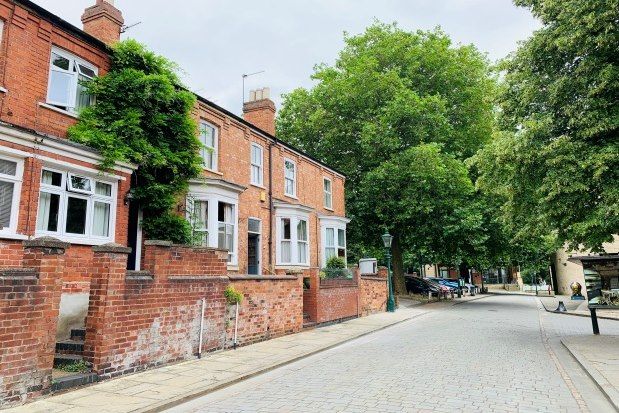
[228,275,303,346]
[359,268,388,316]
[85,242,303,379]
[0,238,67,408]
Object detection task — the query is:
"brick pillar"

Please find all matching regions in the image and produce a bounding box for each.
[141,240,172,279]
[84,243,131,376]
[0,237,68,407]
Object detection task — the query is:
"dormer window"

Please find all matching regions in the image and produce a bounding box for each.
[46,47,98,114]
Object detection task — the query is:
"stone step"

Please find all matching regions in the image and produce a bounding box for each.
[52,372,99,393]
[53,353,83,369]
[70,328,86,341]
[56,339,84,355]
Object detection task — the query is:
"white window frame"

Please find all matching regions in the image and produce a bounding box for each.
[323,177,333,210]
[187,181,241,266]
[250,143,264,187]
[320,216,350,268]
[217,201,236,264]
[276,214,310,267]
[35,167,117,244]
[46,46,98,114]
[0,154,24,235]
[199,121,218,172]
[284,158,297,198]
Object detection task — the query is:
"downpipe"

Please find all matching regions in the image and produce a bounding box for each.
[198,298,206,359]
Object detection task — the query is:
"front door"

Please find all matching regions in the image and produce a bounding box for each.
[248,233,260,275]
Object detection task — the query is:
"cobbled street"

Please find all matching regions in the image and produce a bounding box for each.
[169,295,618,413]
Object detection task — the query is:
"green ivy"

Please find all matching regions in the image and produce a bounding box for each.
[224,285,243,305]
[68,40,203,243]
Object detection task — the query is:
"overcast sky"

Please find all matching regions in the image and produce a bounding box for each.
[34,0,540,115]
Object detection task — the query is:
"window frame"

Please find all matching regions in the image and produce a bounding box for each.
[46,46,98,114]
[283,158,297,198]
[320,217,348,268]
[199,121,218,172]
[35,167,117,244]
[0,154,24,235]
[250,143,264,187]
[276,214,310,267]
[217,201,236,264]
[186,191,239,266]
[323,177,333,210]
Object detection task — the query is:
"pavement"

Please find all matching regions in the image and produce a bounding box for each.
[562,336,619,410]
[5,294,618,413]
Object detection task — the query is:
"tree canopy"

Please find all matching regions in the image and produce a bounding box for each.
[277,23,497,291]
[473,0,619,252]
[68,40,203,243]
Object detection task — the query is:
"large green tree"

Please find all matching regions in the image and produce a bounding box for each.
[277,23,496,291]
[68,40,203,243]
[474,0,618,251]
[357,144,483,292]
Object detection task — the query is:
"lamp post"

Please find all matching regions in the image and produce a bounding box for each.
[382,231,396,312]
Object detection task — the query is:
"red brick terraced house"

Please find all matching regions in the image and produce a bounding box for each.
[0,0,349,341]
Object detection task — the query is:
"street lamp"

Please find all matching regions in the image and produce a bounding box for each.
[382,231,396,312]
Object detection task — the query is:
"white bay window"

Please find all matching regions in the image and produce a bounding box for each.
[187,179,243,266]
[36,168,116,243]
[274,202,312,267]
[0,156,23,234]
[320,216,350,267]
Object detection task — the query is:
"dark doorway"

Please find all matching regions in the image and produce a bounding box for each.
[248,233,260,275]
[127,202,142,271]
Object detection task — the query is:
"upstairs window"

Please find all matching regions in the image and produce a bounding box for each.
[250,143,264,186]
[47,47,97,114]
[36,169,115,242]
[0,156,23,233]
[323,178,333,209]
[284,159,296,197]
[200,122,218,171]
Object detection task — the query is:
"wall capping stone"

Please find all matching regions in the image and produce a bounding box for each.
[229,275,298,281]
[23,237,70,250]
[144,240,173,247]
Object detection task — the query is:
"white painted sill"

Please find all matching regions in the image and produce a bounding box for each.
[39,102,79,119]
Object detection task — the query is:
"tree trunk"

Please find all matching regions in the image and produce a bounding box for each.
[391,234,407,295]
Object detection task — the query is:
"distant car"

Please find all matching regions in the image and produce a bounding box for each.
[429,278,477,294]
[404,276,441,296]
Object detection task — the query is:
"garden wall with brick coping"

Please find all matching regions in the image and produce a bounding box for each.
[0,238,68,408]
[303,267,388,325]
[85,241,303,379]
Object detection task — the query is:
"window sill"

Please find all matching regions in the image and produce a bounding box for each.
[275,264,310,270]
[203,167,223,176]
[227,264,239,271]
[284,193,299,201]
[324,206,334,212]
[0,86,7,94]
[250,183,266,190]
[34,232,115,246]
[39,102,79,119]
[0,232,29,241]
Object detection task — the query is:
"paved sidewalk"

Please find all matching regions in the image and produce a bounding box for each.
[562,336,619,411]
[6,306,433,413]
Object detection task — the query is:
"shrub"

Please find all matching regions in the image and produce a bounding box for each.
[224,285,243,305]
[326,256,346,269]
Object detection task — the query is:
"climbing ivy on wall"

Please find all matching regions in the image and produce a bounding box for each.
[68,40,203,243]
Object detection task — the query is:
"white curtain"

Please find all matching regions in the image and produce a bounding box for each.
[93,201,110,237]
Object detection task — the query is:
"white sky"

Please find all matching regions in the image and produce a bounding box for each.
[34,0,540,115]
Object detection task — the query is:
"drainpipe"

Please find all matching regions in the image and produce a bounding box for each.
[268,141,274,272]
[198,297,205,358]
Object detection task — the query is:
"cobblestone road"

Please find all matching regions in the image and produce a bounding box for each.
[169,296,619,413]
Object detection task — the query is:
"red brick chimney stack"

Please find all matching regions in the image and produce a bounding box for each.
[81,0,124,46]
[243,88,276,136]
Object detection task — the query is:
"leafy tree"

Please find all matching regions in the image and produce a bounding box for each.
[474,0,618,252]
[68,40,203,243]
[277,23,496,290]
[357,144,483,293]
